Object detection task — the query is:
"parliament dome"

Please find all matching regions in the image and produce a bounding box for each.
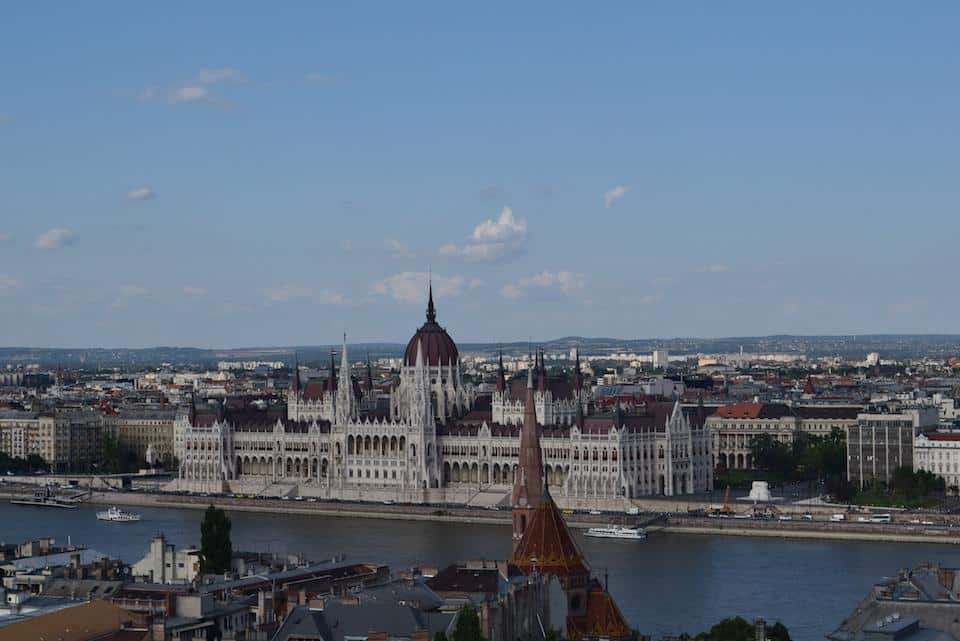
[403,284,459,367]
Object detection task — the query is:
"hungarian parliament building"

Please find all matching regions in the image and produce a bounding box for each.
[172,288,714,508]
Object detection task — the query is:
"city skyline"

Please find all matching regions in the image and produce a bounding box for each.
[3,3,960,347]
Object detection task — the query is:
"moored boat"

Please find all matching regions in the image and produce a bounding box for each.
[584,525,646,540]
[96,506,141,522]
[10,485,79,509]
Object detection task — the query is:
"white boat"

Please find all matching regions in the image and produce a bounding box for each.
[584,525,646,540]
[96,506,141,522]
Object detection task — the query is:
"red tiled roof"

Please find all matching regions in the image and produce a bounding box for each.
[925,433,960,442]
[511,494,589,577]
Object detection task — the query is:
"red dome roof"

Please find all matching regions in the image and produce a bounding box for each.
[403,284,459,367]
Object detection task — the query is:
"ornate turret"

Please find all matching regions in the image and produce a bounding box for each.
[574,348,583,392]
[537,348,547,392]
[291,353,300,395]
[326,349,338,392]
[336,335,355,423]
[496,348,506,393]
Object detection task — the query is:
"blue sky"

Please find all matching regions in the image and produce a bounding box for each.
[1,3,959,348]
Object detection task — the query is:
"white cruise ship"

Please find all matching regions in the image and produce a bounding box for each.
[584,525,646,540]
[96,506,142,522]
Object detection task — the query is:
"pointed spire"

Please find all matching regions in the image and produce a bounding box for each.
[339,333,350,386]
[537,347,546,392]
[327,349,338,392]
[426,277,436,323]
[574,347,583,392]
[496,347,506,393]
[291,352,300,394]
[366,352,374,392]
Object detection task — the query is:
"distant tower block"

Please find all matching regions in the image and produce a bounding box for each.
[652,349,669,369]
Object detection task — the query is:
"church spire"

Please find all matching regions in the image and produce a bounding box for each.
[426,277,436,323]
[512,364,544,551]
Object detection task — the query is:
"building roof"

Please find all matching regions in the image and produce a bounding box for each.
[274,602,453,641]
[0,600,138,641]
[567,580,633,641]
[511,491,589,578]
[711,402,792,419]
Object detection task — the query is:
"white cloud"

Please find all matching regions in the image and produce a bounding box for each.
[126,186,155,202]
[384,238,414,259]
[472,206,526,242]
[469,278,484,289]
[604,185,630,208]
[500,270,587,299]
[703,264,730,273]
[0,275,21,294]
[500,283,523,300]
[440,206,527,263]
[260,285,343,305]
[371,272,463,303]
[317,290,345,305]
[138,68,246,107]
[183,286,207,297]
[169,86,210,104]
[439,242,509,262]
[34,227,77,250]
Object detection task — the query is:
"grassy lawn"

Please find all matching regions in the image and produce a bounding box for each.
[851,491,941,510]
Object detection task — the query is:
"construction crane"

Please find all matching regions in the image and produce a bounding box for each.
[707,485,735,516]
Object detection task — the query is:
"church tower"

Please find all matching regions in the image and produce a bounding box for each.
[512,366,543,552]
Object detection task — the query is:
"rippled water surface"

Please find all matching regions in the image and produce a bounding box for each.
[4,502,957,640]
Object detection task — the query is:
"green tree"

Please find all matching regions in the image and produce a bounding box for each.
[692,616,791,641]
[697,616,753,641]
[768,621,792,641]
[101,434,140,474]
[452,604,484,641]
[199,505,232,574]
[433,632,449,641]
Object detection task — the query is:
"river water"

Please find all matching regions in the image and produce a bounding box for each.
[3,503,958,641]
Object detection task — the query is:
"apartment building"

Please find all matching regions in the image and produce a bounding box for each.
[847,405,938,489]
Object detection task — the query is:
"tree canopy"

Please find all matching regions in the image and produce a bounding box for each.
[452,604,484,641]
[693,616,791,641]
[199,505,232,574]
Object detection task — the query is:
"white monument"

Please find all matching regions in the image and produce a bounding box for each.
[748,481,771,502]
[145,443,158,467]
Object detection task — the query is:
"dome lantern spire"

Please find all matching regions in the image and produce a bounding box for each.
[426,277,436,323]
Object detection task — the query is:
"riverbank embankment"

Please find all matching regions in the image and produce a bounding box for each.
[2,487,957,545]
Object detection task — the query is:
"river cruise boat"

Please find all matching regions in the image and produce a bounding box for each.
[10,485,79,509]
[584,525,646,540]
[96,506,141,522]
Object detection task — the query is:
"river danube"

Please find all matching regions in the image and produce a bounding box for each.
[3,503,956,640]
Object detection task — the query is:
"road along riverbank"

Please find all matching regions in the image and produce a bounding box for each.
[3,487,958,545]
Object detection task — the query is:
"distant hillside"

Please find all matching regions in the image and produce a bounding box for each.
[2,334,959,368]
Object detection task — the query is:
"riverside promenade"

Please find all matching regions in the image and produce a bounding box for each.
[3,485,958,545]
